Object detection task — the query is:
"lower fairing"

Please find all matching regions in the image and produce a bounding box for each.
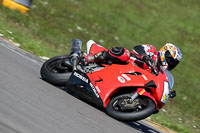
[66,70,104,107]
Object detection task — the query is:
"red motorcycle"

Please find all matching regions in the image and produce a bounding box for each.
[40,39,175,121]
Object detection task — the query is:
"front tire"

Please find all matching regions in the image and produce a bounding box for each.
[40,55,72,86]
[106,93,156,121]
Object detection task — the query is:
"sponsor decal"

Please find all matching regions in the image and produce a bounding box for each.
[122,74,131,81]
[118,76,126,83]
[89,83,100,98]
[118,74,131,83]
[74,72,88,83]
[139,89,146,95]
[142,75,148,81]
[95,86,101,93]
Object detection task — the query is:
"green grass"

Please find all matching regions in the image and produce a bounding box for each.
[0,0,200,132]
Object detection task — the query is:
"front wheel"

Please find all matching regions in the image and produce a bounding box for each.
[106,93,156,121]
[40,55,72,86]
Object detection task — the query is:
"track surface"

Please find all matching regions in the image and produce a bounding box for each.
[0,40,164,133]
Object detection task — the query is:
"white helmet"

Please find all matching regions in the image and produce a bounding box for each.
[159,43,182,70]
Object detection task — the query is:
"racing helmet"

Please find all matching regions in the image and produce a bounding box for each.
[159,43,182,71]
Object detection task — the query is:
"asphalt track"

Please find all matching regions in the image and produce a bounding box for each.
[0,39,167,133]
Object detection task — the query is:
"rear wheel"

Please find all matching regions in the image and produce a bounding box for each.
[40,55,72,86]
[106,93,156,121]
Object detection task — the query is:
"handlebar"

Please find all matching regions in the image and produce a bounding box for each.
[146,60,159,76]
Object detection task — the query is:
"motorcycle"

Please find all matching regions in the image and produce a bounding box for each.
[40,39,175,121]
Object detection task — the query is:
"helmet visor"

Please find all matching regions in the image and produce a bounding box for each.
[165,50,179,70]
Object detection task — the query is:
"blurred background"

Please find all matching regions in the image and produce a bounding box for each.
[0,0,199,132]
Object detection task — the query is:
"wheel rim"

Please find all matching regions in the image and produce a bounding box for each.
[47,58,72,73]
[112,96,149,112]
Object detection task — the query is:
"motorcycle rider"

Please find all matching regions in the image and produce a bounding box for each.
[81,41,182,98]
[82,42,182,71]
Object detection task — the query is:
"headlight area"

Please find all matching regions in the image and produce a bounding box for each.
[161,81,170,104]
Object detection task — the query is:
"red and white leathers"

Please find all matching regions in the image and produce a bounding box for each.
[84,41,160,73]
[130,44,159,73]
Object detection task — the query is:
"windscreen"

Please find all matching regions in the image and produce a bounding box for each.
[165,70,174,90]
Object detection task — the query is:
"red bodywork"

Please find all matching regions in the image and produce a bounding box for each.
[87,63,168,109]
[86,43,170,110]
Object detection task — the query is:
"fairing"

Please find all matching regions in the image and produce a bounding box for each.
[86,62,168,109]
[66,70,103,107]
[67,41,171,110]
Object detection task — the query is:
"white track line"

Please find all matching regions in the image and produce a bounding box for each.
[0,41,43,66]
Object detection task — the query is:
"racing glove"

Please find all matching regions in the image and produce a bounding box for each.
[142,55,155,68]
[80,54,95,65]
[142,55,159,75]
[80,51,107,65]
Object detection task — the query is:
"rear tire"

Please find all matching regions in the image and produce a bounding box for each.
[40,55,72,86]
[106,93,156,121]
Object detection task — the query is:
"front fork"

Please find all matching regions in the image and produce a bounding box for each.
[130,92,139,102]
[130,88,158,110]
[70,39,82,70]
